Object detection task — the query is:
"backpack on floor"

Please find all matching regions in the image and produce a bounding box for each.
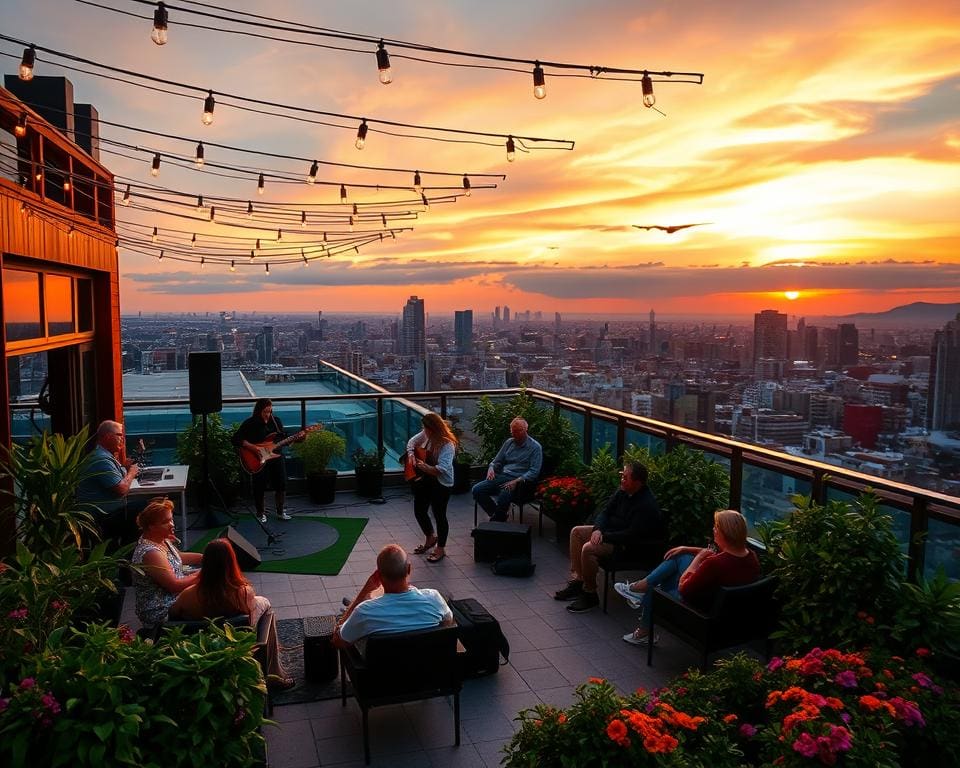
[448,597,510,677]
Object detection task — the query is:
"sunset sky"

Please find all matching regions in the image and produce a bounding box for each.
[4,0,960,319]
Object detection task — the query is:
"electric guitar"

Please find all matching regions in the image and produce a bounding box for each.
[240,424,323,474]
[404,445,429,482]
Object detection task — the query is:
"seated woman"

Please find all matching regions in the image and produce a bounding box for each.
[619,509,760,646]
[170,538,294,690]
[131,497,202,635]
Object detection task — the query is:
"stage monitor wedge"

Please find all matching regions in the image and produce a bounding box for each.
[188,351,222,415]
[221,526,262,571]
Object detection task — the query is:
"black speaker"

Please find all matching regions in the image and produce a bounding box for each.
[221,526,261,571]
[188,352,222,415]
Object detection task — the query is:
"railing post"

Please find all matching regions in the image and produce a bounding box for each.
[440,394,447,419]
[376,397,384,454]
[811,469,826,505]
[729,446,743,510]
[583,410,593,466]
[616,417,626,462]
[908,496,927,584]
[300,398,307,431]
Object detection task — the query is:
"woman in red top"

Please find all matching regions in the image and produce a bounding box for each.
[620,509,760,646]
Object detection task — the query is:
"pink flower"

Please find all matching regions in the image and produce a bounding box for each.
[792,732,819,758]
[739,723,757,738]
[915,647,931,658]
[767,657,784,672]
[827,725,852,753]
[7,608,28,620]
[889,697,925,727]
[0,698,8,713]
[40,693,61,715]
[834,670,858,688]
[118,625,136,644]
[19,678,36,690]
[51,600,67,612]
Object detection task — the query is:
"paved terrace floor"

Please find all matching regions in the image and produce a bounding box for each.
[123,490,706,767]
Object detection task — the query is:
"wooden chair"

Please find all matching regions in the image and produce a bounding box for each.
[646,575,778,670]
[597,539,668,613]
[339,625,461,765]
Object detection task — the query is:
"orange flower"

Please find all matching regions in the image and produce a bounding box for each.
[723,714,738,724]
[606,718,630,747]
[557,713,567,724]
[589,677,605,685]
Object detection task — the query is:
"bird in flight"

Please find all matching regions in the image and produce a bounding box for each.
[633,223,711,234]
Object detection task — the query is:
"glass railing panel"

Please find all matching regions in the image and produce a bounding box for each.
[826,487,911,574]
[625,427,666,455]
[560,407,585,465]
[741,463,811,531]
[443,395,483,460]
[925,516,960,582]
[303,397,378,473]
[592,417,618,460]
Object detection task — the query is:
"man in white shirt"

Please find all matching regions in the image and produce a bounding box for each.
[333,544,453,650]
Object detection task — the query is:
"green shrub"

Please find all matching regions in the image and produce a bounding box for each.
[759,494,905,653]
[174,414,241,496]
[0,622,266,768]
[891,569,960,658]
[292,428,346,475]
[582,445,620,517]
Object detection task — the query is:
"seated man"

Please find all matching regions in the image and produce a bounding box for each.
[471,417,543,522]
[77,419,141,546]
[554,460,664,613]
[333,544,453,651]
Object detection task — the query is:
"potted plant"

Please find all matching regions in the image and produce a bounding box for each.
[292,429,346,504]
[537,476,593,542]
[174,414,242,506]
[452,447,476,494]
[352,446,385,498]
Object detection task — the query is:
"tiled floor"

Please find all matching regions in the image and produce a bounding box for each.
[125,489,703,767]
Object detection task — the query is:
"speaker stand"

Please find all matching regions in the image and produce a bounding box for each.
[197,412,235,529]
[250,509,284,549]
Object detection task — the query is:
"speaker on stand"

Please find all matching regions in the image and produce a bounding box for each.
[220,526,262,571]
[188,352,232,529]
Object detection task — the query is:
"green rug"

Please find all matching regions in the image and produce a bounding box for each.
[190,516,367,575]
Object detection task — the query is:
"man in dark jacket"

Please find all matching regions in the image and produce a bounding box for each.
[554,461,663,612]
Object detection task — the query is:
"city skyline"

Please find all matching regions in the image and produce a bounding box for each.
[5,0,959,316]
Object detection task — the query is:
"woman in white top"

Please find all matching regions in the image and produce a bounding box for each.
[405,412,457,563]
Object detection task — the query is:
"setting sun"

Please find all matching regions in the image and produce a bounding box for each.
[784,291,801,301]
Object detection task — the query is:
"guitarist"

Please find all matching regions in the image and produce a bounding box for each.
[232,398,303,523]
[405,413,457,563]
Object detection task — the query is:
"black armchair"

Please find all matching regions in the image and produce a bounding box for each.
[646,575,778,670]
[339,624,461,765]
[598,538,668,613]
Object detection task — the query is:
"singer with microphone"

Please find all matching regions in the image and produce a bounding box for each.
[131,496,203,635]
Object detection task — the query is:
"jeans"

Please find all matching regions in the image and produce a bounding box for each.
[471,474,519,521]
[413,478,452,547]
[639,553,695,628]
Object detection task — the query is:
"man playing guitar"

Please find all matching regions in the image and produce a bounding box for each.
[232,398,308,523]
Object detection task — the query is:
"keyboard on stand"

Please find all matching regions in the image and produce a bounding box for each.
[138,467,164,483]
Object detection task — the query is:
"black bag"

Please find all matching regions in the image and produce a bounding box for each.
[448,597,510,677]
[491,556,536,578]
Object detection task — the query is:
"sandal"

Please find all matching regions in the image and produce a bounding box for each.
[413,538,437,555]
[267,674,296,691]
[426,550,446,563]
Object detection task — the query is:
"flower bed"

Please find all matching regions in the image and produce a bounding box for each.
[503,648,960,767]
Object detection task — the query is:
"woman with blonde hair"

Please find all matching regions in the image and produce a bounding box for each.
[618,509,760,646]
[131,497,203,633]
[405,412,458,563]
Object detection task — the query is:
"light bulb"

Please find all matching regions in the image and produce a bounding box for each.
[196,194,203,212]
[413,170,422,194]
[14,112,27,138]
[246,201,253,218]
[151,2,168,45]
[323,231,328,242]
[201,91,215,126]
[257,173,265,195]
[249,250,255,263]
[506,136,516,163]
[533,62,546,100]
[381,213,387,227]
[121,185,131,205]
[355,120,368,150]
[151,153,161,176]
[63,176,71,192]
[349,215,354,231]
[307,160,318,184]
[265,263,270,275]
[302,249,308,266]
[209,205,215,222]
[158,250,164,260]
[353,203,358,215]
[376,42,392,84]
[421,193,429,208]
[19,46,36,81]
[300,210,307,228]
[641,73,655,108]
[200,257,205,269]
[255,238,261,254]
[195,142,204,167]
[230,260,236,272]
[462,174,471,196]
[191,233,197,247]
[151,226,158,243]
[276,228,282,241]
[340,184,347,203]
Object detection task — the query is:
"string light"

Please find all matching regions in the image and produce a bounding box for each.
[63,175,71,192]
[381,213,387,226]
[246,200,254,218]
[195,142,205,167]
[276,228,282,241]
[151,153,161,176]
[421,193,429,208]
[191,233,197,247]
[641,73,655,107]
[340,184,347,203]
[255,238,261,254]
[196,194,204,212]
[121,184,131,205]
[249,250,255,263]
[265,262,270,274]
[14,112,27,138]
[202,90,216,125]
[506,136,516,162]
[208,205,215,222]
[376,42,392,84]
[348,214,354,231]
[302,249,308,266]
[355,120,368,150]
[158,249,164,260]
[19,46,36,81]
[306,160,318,184]
[352,203,358,216]
[151,226,158,243]
[230,259,236,271]
[533,62,546,100]
[462,174,471,196]
[151,2,168,46]
[200,256,205,269]
[413,171,422,194]
[257,172,265,195]
[300,210,307,228]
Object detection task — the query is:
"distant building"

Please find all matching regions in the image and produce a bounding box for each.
[928,313,960,430]
[454,309,473,354]
[257,325,274,365]
[753,310,788,372]
[844,404,883,449]
[837,323,859,367]
[400,296,425,358]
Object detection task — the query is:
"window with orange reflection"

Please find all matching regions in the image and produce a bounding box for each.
[3,268,42,341]
[46,273,75,336]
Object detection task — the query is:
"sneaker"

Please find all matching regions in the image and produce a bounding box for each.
[256,513,267,523]
[566,591,600,613]
[276,512,293,521]
[622,629,659,647]
[614,582,645,609]
[554,580,584,601]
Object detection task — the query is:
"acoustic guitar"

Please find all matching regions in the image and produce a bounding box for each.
[404,445,428,482]
[240,424,323,474]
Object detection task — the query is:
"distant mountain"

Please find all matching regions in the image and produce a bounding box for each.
[817,302,960,327]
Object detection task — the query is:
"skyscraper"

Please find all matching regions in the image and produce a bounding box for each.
[928,313,960,430]
[258,325,274,365]
[503,305,511,324]
[400,295,426,358]
[837,323,859,367]
[454,309,473,354]
[753,310,788,366]
[649,309,656,354]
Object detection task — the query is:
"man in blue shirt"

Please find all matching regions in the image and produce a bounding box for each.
[471,417,543,522]
[78,420,141,544]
